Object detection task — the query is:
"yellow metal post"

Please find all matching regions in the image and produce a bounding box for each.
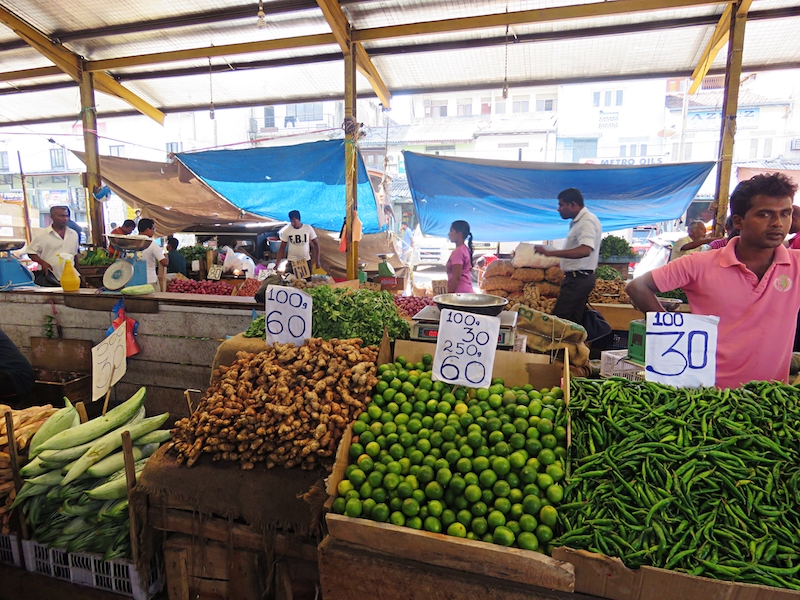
[345,45,358,280]
[79,70,105,247]
[712,0,747,236]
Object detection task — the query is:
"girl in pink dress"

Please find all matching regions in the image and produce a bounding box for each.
[446,220,475,293]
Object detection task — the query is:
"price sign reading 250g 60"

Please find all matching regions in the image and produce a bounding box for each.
[645,311,719,388]
[432,309,501,389]
[265,285,313,346]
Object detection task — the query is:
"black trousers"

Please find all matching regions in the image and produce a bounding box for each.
[553,273,596,325]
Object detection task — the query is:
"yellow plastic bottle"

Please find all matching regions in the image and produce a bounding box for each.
[59,257,81,292]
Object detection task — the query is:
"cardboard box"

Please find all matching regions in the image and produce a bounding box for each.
[525,362,563,389]
[380,276,406,292]
[552,547,800,600]
[431,280,448,296]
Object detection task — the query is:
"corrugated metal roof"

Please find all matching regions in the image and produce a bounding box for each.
[389,173,410,200]
[0,0,799,124]
[477,115,558,134]
[400,120,482,144]
[738,159,800,170]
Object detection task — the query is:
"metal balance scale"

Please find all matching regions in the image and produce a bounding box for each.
[0,239,35,288]
[410,305,518,350]
[102,234,152,291]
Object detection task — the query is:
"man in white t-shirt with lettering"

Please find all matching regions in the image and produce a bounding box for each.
[276,210,320,279]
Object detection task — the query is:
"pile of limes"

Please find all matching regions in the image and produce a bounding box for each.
[331,354,568,554]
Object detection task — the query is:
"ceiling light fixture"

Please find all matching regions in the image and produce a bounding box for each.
[257,0,267,29]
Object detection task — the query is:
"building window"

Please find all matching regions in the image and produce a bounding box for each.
[616,90,624,106]
[166,142,183,155]
[52,175,68,183]
[629,144,638,157]
[480,98,491,114]
[264,106,275,128]
[512,97,530,113]
[495,101,506,114]
[536,98,556,112]
[427,100,447,118]
[424,145,456,156]
[592,92,600,107]
[457,99,472,117]
[109,145,125,157]
[749,138,759,159]
[763,138,773,158]
[0,151,8,171]
[640,143,647,156]
[671,142,679,160]
[0,175,11,185]
[598,112,618,128]
[683,142,693,161]
[50,148,65,170]
[285,102,323,123]
[619,145,627,157]
[604,91,612,107]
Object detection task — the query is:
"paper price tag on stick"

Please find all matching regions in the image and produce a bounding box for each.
[207,264,223,280]
[645,311,719,388]
[92,322,127,401]
[265,285,313,346]
[291,260,311,280]
[432,309,500,389]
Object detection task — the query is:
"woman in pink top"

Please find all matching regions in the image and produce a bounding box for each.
[446,220,475,293]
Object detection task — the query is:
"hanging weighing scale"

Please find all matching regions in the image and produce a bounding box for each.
[376,253,397,287]
[410,305,518,350]
[0,239,35,288]
[102,235,152,291]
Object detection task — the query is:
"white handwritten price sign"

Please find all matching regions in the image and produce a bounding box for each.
[207,264,223,280]
[92,322,127,401]
[265,285,312,346]
[432,309,500,389]
[645,312,719,388]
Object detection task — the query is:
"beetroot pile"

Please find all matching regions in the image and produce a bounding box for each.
[167,279,234,295]
[393,296,436,318]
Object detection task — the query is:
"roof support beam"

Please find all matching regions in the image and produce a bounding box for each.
[85,34,336,71]
[712,0,748,236]
[0,5,165,124]
[315,0,391,108]
[688,0,752,94]
[351,0,736,43]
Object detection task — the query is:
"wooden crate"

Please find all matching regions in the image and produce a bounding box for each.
[319,536,581,600]
[164,535,263,600]
[149,497,319,600]
[325,514,574,593]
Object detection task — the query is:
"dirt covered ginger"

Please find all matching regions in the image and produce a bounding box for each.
[166,338,379,470]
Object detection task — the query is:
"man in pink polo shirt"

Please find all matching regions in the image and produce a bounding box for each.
[627,173,800,389]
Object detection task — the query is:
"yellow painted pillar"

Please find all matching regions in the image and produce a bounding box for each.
[344,44,358,280]
[712,0,747,237]
[79,69,105,246]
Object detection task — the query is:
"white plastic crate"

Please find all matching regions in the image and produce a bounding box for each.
[600,349,645,381]
[22,539,163,600]
[0,532,22,567]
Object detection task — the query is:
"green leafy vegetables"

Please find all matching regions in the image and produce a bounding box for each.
[599,235,635,260]
[243,287,410,345]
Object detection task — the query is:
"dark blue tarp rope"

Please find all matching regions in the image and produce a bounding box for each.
[404,151,715,242]
[176,140,381,233]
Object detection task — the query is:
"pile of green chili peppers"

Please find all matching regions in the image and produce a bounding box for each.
[554,377,800,590]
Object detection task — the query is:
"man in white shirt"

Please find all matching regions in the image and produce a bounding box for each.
[276,210,321,278]
[535,188,602,324]
[137,218,168,285]
[25,205,80,284]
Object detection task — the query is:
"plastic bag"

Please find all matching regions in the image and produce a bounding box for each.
[221,246,257,277]
[105,300,140,357]
[512,243,560,269]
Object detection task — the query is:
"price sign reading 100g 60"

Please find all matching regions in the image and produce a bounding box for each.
[265,285,313,346]
[432,309,501,389]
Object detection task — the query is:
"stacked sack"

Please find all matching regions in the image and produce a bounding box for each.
[588,279,630,304]
[480,245,563,313]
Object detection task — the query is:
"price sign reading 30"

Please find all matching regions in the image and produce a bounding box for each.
[265,285,313,346]
[645,311,719,388]
[432,309,500,389]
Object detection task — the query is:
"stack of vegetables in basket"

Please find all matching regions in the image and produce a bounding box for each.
[0,405,61,534]
[480,248,563,314]
[12,389,170,560]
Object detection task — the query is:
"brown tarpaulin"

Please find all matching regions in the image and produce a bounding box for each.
[72,151,273,234]
[316,230,408,280]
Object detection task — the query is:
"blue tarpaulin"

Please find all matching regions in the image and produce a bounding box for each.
[176,140,381,233]
[404,151,715,242]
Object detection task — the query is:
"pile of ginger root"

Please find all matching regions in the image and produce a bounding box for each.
[167,337,378,470]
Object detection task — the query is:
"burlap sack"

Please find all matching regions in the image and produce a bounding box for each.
[513,304,590,367]
[512,268,546,282]
[545,266,564,284]
[484,259,515,278]
[535,281,561,298]
[482,276,524,292]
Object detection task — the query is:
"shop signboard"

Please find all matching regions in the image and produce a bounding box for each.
[0,191,23,203]
[687,108,759,131]
[39,189,69,209]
